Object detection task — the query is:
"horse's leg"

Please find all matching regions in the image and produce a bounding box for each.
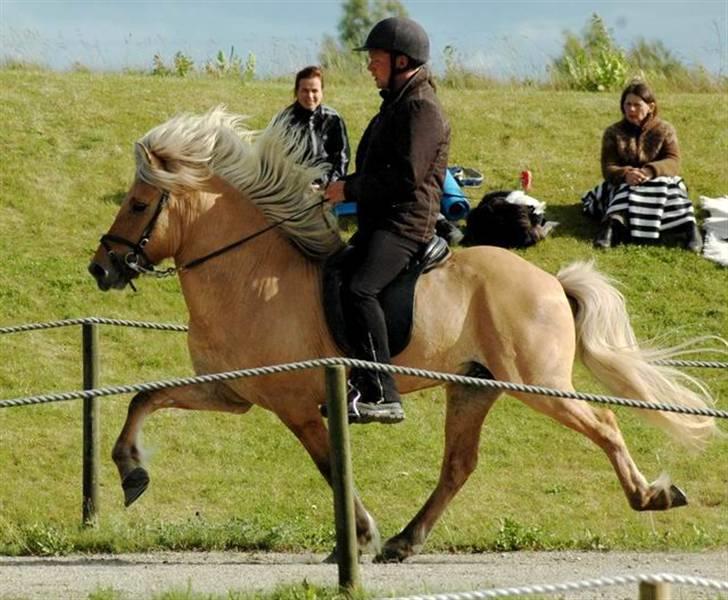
[112,383,252,506]
[378,384,500,562]
[276,407,380,556]
[511,386,685,511]
[493,287,684,512]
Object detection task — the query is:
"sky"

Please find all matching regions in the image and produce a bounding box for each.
[1,0,727,79]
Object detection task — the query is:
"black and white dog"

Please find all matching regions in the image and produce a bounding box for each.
[462,190,557,249]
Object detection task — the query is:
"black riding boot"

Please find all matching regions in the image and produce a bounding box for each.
[345,367,404,424]
[319,230,418,425]
[684,222,703,253]
[594,214,626,249]
[594,220,614,249]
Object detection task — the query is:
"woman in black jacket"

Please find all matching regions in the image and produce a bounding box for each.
[272,65,350,186]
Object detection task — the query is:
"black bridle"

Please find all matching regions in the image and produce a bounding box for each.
[100,190,170,291]
[99,188,328,291]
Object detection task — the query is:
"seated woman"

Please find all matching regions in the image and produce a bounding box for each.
[272,65,350,186]
[581,80,702,252]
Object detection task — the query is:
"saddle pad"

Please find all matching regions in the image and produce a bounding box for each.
[322,238,449,357]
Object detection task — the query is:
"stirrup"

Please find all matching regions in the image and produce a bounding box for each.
[349,399,405,425]
[320,382,405,425]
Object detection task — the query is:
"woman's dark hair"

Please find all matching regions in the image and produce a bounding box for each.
[620,80,658,116]
[294,66,323,95]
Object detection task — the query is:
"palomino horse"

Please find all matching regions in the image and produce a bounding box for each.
[89,107,717,562]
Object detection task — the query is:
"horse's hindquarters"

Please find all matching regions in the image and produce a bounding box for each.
[397,246,576,390]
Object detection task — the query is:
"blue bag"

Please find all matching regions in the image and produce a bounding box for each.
[333,168,472,220]
[441,168,470,221]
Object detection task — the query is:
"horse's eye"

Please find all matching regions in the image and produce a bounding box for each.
[131,201,148,213]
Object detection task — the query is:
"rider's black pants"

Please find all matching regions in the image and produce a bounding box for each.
[346,229,422,402]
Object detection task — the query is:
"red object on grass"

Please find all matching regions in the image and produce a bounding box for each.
[520,170,532,191]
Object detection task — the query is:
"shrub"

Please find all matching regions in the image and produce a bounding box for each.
[204,46,251,79]
[550,13,628,91]
[626,39,726,92]
[241,51,256,82]
[172,51,194,77]
[151,53,171,77]
[151,51,194,77]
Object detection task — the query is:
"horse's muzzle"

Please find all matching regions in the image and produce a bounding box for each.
[88,260,129,291]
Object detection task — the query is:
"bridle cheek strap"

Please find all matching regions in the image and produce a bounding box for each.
[99,190,170,288]
[98,189,327,289]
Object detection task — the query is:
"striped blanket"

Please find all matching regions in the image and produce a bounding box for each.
[581,176,696,240]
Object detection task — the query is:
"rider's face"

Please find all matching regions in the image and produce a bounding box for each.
[367,50,391,89]
[296,77,323,111]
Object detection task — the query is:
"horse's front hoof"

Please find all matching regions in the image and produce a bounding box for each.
[669,484,688,508]
[374,536,414,563]
[122,467,150,507]
[635,479,689,511]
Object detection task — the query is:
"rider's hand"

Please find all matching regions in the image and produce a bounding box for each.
[324,181,346,205]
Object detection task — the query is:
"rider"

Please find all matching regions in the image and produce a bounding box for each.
[324,17,451,424]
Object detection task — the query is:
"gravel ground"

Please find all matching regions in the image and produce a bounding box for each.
[1,551,727,599]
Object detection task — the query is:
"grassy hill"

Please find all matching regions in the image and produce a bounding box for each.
[0,70,726,555]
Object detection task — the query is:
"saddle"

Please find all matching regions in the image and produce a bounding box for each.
[322,236,451,358]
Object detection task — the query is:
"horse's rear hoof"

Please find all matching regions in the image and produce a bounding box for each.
[374,536,413,563]
[670,484,688,508]
[322,547,337,564]
[374,548,406,563]
[122,467,150,507]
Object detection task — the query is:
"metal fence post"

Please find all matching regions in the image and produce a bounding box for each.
[639,581,671,600]
[82,322,100,527]
[325,365,360,591]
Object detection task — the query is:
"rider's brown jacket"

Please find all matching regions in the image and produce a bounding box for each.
[344,67,451,244]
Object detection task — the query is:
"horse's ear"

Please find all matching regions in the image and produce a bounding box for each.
[136,142,165,171]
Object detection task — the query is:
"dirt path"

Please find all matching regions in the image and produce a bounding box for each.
[1,551,726,599]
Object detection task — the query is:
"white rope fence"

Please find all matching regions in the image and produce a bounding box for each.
[1,316,726,370]
[380,572,728,600]
[2,317,727,596]
[1,356,727,418]
[0,316,188,334]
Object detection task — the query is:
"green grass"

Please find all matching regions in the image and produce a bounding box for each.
[0,71,726,556]
[87,583,359,600]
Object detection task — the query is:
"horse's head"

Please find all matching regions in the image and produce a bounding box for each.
[89,107,345,292]
[89,144,174,291]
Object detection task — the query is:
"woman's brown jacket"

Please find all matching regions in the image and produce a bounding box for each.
[601,116,681,185]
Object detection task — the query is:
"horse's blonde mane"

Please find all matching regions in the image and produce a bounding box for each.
[134,106,343,260]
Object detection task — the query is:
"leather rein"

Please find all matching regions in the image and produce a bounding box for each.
[99,189,327,291]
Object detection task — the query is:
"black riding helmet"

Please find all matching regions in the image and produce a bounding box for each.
[355,17,430,66]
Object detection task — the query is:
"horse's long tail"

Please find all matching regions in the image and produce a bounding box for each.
[557,260,720,450]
